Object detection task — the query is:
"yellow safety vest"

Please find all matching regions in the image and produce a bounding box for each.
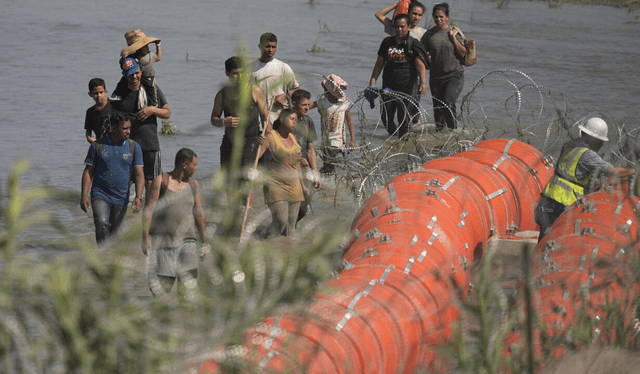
[542,146,590,206]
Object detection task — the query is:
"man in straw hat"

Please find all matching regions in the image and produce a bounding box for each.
[535,117,635,242]
[111,29,162,107]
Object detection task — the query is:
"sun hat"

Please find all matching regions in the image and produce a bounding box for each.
[321,74,348,101]
[121,57,140,78]
[121,29,160,56]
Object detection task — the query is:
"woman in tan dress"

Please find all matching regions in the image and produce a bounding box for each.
[255,109,308,238]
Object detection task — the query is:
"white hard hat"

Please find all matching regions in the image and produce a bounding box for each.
[578,117,609,141]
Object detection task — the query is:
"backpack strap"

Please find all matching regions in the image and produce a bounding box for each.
[91,138,104,176]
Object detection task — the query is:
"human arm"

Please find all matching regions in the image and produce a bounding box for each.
[80,165,93,212]
[449,27,467,58]
[254,85,272,133]
[142,175,162,255]
[415,57,427,96]
[345,110,356,149]
[307,143,321,190]
[375,3,396,25]
[131,165,144,213]
[85,129,96,143]
[369,56,386,87]
[606,166,635,179]
[137,102,170,122]
[210,90,239,128]
[155,41,161,61]
[191,179,209,260]
[254,132,273,162]
[272,65,299,108]
[272,87,299,109]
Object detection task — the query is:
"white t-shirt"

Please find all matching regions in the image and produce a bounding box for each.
[383,18,426,40]
[317,95,350,151]
[250,58,299,123]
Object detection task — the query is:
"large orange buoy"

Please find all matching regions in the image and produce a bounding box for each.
[197,139,563,373]
[505,191,640,369]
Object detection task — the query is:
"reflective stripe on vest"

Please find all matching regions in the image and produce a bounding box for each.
[542,147,590,206]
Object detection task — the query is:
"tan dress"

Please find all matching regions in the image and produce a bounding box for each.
[262,130,304,204]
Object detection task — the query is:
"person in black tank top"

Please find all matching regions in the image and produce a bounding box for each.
[211,56,271,169]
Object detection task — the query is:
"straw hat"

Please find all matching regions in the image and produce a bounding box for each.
[121,29,160,56]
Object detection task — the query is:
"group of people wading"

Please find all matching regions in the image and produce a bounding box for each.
[79,2,632,297]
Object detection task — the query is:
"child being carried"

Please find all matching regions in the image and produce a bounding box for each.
[110,29,162,107]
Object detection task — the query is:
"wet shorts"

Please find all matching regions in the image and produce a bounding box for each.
[142,150,162,181]
[153,241,198,278]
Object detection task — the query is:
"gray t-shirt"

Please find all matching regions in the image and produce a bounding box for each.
[139,52,159,77]
[421,26,464,80]
[293,114,318,160]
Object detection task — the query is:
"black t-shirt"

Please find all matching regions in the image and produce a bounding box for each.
[112,85,167,151]
[377,35,426,93]
[84,102,114,140]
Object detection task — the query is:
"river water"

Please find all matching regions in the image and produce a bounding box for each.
[1,0,639,241]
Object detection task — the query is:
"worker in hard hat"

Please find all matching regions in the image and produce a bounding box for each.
[535,117,635,242]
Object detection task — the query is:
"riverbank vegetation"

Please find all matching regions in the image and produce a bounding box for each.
[0,160,342,373]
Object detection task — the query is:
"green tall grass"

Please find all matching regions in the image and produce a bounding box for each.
[0,156,341,372]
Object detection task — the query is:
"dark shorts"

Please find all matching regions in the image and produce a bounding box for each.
[220,137,257,168]
[142,150,162,181]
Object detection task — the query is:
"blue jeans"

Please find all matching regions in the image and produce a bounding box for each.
[91,198,128,245]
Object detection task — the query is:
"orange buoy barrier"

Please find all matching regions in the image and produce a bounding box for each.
[197,139,554,373]
[505,191,640,367]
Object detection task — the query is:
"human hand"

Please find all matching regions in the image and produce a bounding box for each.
[419,82,427,96]
[142,236,151,256]
[224,116,239,128]
[449,26,459,38]
[300,158,310,168]
[156,41,161,47]
[200,243,210,261]
[132,197,142,213]
[273,93,288,107]
[349,138,356,148]
[364,86,379,109]
[137,107,155,121]
[80,194,91,213]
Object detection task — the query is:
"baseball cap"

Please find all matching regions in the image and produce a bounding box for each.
[121,57,140,77]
